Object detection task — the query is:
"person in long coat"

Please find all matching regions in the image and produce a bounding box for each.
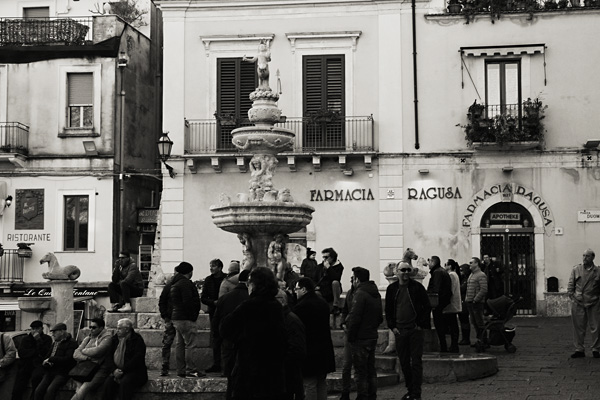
[220,267,286,400]
[293,277,335,400]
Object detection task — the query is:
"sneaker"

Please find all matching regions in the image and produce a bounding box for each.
[593,351,600,359]
[160,370,169,376]
[205,365,222,373]
[117,304,132,312]
[187,371,206,378]
[108,304,120,313]
[571,351,585,358]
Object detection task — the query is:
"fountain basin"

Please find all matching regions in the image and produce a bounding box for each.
[232,126,295,154]
[18,296,51,312]
[211,202,314,235]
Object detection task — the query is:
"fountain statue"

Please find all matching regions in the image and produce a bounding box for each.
[211,41,314,275]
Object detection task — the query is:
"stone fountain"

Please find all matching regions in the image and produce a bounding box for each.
[210,41,314,278]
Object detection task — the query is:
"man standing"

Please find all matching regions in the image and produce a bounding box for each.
[344,267,383,400]
[482,255,504,300]
[218,260,241,298]
[385,262,431,400]
[108,251,144,313]
[465,257,488,345]
[316,248,344,317]
[201,258,226,374]
[170,262,204,378]
[11,320,52,400]
[427,256,452,352]
[294,277,335,400]
[567,249,600,358]
[338,277,356,400]
[158,273,177,376]
[34,323,78,400]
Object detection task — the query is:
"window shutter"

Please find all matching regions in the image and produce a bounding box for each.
[68,73,93,105]
[303,56,324,115]
[240,60,257,119]
[217,59,237,116]
[23,7,50,18]
[326,57,344,112]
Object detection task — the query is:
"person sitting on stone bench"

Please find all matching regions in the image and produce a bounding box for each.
[108,251,144,313]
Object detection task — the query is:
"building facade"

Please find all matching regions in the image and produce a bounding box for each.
[157,0,600,316]
[0,0,163,329]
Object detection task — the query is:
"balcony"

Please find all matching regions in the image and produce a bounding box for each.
[462,98,547,150]
[185,115,375,154]
[0,249,25,284]
[0,17,93,46]
[0,122,29,157]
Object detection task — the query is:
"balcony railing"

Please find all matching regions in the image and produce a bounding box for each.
[0,250,25,283]
[445,0,597,18]
[0,122,29,155]
[185,116,375,154]
[0,17,93,46]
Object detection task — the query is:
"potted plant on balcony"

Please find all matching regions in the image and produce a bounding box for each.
[307,109,341,125]
[214,111,239,127]
[448,0,463,13]
[17,242,33,258]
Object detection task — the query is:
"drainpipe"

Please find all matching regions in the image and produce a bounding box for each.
[118,52,128,252]
[412,0,420,150]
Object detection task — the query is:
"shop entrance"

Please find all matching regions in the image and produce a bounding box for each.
[480,202,536,315]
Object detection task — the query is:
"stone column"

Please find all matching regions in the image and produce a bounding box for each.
[49,280,77,336]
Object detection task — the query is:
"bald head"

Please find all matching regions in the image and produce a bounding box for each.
[583,249,595,266]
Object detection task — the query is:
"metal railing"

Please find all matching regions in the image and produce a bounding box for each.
[0,122,29,155]
[0,17,93,46]
[485,103,521,119]
[0,250,25,283]
[185,116,375,154]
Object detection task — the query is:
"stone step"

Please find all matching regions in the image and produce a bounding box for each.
[105,311,212,330]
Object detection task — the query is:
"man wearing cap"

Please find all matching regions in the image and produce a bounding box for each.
[300,248,319,283]
[385,262,431,400]
[218,260,241,298]
[11,320,52,400]
[169,262,204,378]
[201,259,226,374]
[158,272,177,376]
[34,323,78,400]
[108,251,144,313]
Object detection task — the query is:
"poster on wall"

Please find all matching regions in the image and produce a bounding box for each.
[15,189,44,230]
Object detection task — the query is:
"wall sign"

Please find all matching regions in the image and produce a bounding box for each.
[310,189,375,202]
[578,210,600,222]
[8,288,106,297]
[490,213,520,221]
[15,189,44,230]
[407,187,462,200]
[138,208,159,224]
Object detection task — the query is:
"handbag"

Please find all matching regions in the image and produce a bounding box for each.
[68,360,100,382]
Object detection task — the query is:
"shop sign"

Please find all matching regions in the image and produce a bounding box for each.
[407,187,462,200]
[462,183,554,234]
[10,288,105,297]
[16,189,44,230]
[138,208,159,224]
[490,213,520,221]
[6,233,51,242]
[310,188,375,202]
[578,210,600,222]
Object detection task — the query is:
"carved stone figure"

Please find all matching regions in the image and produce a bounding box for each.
[238,233,256,270]
[39,252,81,280]
[268,234,287,279]
[277,188,294,203]
[243,40,271,90]
[248,154,278,201]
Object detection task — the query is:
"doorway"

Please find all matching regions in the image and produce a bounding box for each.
[480,202,536,315]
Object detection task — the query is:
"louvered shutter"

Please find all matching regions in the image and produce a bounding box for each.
[68,73,93,106]
[240,60,256,120]
[23,7,50,18]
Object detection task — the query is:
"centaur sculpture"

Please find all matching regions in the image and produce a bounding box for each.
[40,252,81,280]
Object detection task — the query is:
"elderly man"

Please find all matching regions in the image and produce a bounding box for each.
[11,320,52,400]
[219,260,241,298]
[34,323,78,400]
[568,249,600,358]
[101,318,148,400]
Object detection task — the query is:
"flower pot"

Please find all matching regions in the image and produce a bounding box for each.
[448,4,463,13]
[18,249,32,258]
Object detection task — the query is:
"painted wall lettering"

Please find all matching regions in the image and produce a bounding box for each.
[6,233,51,242]
[310,188,375,202]
[407,187,462,200]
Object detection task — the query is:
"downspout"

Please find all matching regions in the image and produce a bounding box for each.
[412,0,420,150]
[118,60,126,252]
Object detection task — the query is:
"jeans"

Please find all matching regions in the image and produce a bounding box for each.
[11,361,44,400]
[350,339,377,400]
[161,321,176,371]
[71,366,112,400]
[395,327,424,398]
[172,319,200,375]
[34,373,69,400]
[303,374,327,400]
[108,281,143,305]
[341,335,353,394]
[571,301,600,352]
[466,302,485,340]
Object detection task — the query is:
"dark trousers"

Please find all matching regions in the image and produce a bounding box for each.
[432,307,448,351]
[162,321,176,371]
[108,281,143,305]
[101,373,144,400]
[341,335,353,394]
[209,314,222,367]
[222,339,236,400]
[350,338,377,400]
[395,327,424,398]
[467,302,486,340]
[33,372,69,400]
[11,362,44,400]
[458,310,471,342]
[443,312,460,351]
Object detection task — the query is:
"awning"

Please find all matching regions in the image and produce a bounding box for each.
[0,301,20,311]
[461,44,545,57]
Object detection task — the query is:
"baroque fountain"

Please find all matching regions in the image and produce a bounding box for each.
[210,41,314,278]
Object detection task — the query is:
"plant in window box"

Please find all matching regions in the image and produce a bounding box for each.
[214,111,239,127]
[556,0,569,8]
[0,145,12,153]
[544,0,559,9]
[17,242,33,258]
[307,109,341,125]
[521,97,547,141]
[447,0,463,13]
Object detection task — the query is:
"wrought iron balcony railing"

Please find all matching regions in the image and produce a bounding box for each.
[185,116,375,154]
[0,122,29,155]
[0,250,25,283]
[0,17,93,46]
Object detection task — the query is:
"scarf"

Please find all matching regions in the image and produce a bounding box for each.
[113,333,130,369]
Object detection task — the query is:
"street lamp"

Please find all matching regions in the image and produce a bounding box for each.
[157,132,176,178]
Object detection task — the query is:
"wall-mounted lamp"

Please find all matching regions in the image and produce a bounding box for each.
[157,132,176,178]
[502,166,514,173]
[82,140,98,156]
[584,139,600,149]
[4,195,12,208]
[418,169,429,175]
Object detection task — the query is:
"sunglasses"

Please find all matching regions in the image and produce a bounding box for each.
[89,325,99,329]
[399,268,412,273]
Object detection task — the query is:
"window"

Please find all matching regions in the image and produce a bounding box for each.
[485,60,521,118]
[64,195,89,251]
[23,7,50,19]
[67,73,93,128]
[216,58,257,151]
[303,55,345,149]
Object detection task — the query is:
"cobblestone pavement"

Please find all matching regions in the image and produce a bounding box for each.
[330,316,600,400]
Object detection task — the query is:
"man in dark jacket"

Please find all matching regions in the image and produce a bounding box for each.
[11,320,52,400]
[158,273,177,376]
[221,267,287,400]
[316,248,344,317]
[385,262,431,400]
[427,256,452,352]
[201,258,226,374]
[170,261,203,378]
[339,279,356,400]
[213,269,250,400]
[34,323,78,400]
[344,267,383,400]
[101,318,148,400]
[293,277,335,400]
[108,251,144,312]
